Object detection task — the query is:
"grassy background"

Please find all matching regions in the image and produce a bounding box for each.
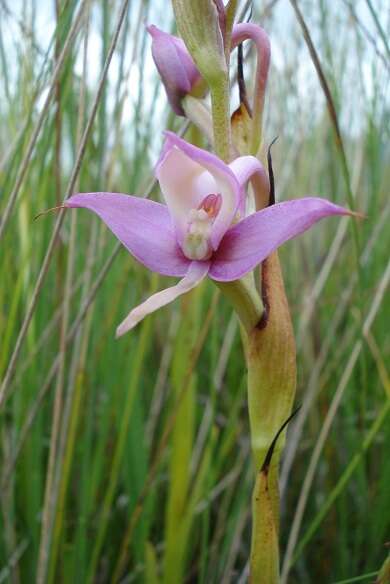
[0,0,389,582]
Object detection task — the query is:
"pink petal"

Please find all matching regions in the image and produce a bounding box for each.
[65,193,190,277]
[147,25,201,116]
[229,155,269,215]
[231,22,271,150]
[116,261,209,336]
[209,198,352,281]
[156,132,241,249]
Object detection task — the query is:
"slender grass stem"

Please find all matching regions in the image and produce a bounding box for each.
[111,293,219,582]
[0,0,131,410]
[0,0,88,242]
[281,258,390,582]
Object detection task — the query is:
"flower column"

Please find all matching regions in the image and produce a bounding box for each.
[171,3,294,581]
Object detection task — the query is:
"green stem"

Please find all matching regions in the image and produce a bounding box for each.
[224,0,238,57]
[250,459,280,584]
[207,44,287,584]
[216,273,263,334]
[210,75,232,162]
[246,254,297,583]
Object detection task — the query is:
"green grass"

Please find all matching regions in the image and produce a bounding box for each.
[0,0,389,582]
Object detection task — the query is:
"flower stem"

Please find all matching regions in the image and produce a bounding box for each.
[210,75,232,162]
[206,33,292,584]
[250,459,280,583]
[216,272,263,333]
[246,253,296,583]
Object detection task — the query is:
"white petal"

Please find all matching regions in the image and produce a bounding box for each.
[156,147,216,244]
[156,134,241,250]
[116,261,210,337]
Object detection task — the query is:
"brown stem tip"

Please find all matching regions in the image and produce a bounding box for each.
[34,204,67,221]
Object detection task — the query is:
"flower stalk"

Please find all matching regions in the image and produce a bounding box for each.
[246,253,296,583]
[243,134,296,582]
[216,272,263,333]
[247,254,297,469]
[171,0,233,161]
[250,459,280,582]
[191,7,294,580]
[210,75,233,161]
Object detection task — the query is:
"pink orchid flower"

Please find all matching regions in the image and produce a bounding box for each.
[65,133,352,337]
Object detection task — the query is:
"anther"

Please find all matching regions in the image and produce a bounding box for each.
[198,193,222,218]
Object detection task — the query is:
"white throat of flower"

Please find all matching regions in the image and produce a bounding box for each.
[182,193,222,261]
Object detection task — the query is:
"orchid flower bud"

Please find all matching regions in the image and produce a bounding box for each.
[171,0,227,85]
[147,25,203,116]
